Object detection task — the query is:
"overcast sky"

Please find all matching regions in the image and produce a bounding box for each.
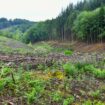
[0,0,81,21]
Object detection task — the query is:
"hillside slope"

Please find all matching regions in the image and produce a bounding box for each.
[48,41,105,53]
[0,36,33,54]
[72,42,105,53]
[0,36,53,55]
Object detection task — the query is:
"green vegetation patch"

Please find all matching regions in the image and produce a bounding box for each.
[0,60,105,104]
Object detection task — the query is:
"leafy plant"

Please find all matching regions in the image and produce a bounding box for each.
[90,90,100,98]
[82,100,92,105]
[94,101,105,105]
[26,88,37,104]
[64,50,73,56]
[63,63,77,77]
[37,64,45,70]
[51,91,62,102]
[83,64,96,73]
[63,95,75,105]
[26,79,45,104]
[0,79,6,91]
[83,100,105,105]
[93,69,105,79]
[0,66,12,77]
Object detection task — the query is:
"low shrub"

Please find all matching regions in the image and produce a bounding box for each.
[63,63,77,77]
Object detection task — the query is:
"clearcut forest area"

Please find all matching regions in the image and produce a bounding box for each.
[0,0,105,105]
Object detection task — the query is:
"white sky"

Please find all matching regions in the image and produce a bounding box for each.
[0,0,81,21]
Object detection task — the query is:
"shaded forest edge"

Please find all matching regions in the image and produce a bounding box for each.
[0,0,105,44]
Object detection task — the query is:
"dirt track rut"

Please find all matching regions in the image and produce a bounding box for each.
[0,52,104,68]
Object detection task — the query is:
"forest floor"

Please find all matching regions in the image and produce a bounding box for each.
[0,38,105,105]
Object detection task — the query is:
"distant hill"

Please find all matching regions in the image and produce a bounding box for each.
[0,18,34,29]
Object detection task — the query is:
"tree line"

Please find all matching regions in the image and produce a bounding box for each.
[23,0,105,44]
[0,18,33,29]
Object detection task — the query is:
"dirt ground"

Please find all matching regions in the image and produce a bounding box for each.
[0,41,105,68]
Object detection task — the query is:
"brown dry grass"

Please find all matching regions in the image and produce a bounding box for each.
[48,41,105,53]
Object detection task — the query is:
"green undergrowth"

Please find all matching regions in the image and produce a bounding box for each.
[63,62,105,79]
[30,42,53,56]
[0,60,105,104]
